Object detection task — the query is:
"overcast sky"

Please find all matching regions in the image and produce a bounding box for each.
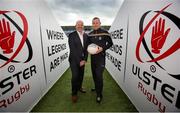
[45,0,124,26]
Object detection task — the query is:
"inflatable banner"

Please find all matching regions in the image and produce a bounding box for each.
[106,0,180,112]
[0,0,69,111]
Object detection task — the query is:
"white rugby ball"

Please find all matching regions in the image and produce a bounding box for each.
[87,43,99,55]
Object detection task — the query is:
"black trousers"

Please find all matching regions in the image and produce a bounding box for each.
[70,62,85,96]
[91,56,105,97]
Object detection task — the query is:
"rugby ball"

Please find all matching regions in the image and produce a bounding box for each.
[87,43,98,55]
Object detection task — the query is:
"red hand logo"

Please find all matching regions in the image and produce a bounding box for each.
[151,18,170,54]
[0,18,15,54]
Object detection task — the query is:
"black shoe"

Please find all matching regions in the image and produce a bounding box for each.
[79,88,86,93]
[91,88,95,92]
[96,96,102,103]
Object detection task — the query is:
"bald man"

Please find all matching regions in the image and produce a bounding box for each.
[68,20,89,103]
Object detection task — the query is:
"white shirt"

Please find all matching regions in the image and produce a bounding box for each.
[77,31,84,47]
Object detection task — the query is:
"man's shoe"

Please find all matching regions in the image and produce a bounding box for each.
[71,95,78,103]
[79,87,86,93]
[91,88,95,92]
[96,96,102,103]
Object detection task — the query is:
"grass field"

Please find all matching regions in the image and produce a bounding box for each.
[31,57,137,112]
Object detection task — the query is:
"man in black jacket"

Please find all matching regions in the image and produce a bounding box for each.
[68,20,88,103]
[88,17,113,103]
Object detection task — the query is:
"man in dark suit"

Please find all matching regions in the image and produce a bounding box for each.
[68,20,89,103]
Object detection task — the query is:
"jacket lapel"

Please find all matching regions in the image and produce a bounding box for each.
[83,33,86,48]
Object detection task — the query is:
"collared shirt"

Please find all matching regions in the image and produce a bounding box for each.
[77,31,84,47]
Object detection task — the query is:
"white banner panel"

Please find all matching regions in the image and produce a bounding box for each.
[0,0,69,111]
[107,0,180,112]
[106,0,127,90]
[38,0,69,91]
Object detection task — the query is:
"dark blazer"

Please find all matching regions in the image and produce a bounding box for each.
[68,31,89,65]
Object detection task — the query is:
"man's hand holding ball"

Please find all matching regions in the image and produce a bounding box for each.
[87,43,103,55]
